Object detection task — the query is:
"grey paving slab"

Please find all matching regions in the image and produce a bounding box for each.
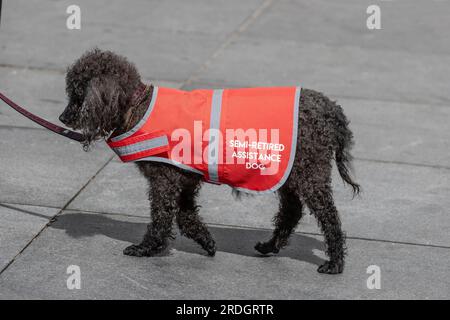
[0,203,59,272]
[67,159,150,216]
[0,210,448,299]
[194,37,450,105]
[87,0,264,36]
[67,157,450,247]
[244,0,450,56]
[0,27,217,83]
[0,127,113,207]
[0,0,263,81]
[327,161,450,247]
[0,68,67,129]
[343,97,450,168]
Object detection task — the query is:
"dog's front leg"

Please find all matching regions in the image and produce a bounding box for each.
[124,168,181,257]
[176,180,216,256]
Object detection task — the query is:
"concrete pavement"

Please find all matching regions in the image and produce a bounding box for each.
[0,0,449,299]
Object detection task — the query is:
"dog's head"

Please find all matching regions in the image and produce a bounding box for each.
[59,48,141,149]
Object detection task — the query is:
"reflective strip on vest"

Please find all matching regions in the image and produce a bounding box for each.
[207,89,223,183]
[108,128,170,162]
[111,135,169,157]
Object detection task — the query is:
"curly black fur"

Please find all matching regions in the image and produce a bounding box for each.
[60,48,141,148]
[60,49,360,274]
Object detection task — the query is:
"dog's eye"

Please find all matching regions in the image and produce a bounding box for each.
[75,87,84,96]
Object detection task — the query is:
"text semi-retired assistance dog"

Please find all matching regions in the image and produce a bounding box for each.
[59,49,360,274]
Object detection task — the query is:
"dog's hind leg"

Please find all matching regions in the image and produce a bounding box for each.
[255,184,304,255]
[304,184,346,274]
[175,180,216,256]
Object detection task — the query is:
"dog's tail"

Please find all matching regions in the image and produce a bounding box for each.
[332,102,361,196]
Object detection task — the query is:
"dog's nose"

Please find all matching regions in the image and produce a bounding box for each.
[59,112,69,125]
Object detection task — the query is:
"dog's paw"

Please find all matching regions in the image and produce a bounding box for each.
[204,240,216,257]
[255,241,279,255]
[317,260,344,274]
[123,244,159,257]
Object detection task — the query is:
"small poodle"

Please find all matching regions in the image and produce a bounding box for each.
[59,49,360,274]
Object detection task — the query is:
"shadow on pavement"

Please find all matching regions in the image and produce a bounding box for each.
[49,212,326,267]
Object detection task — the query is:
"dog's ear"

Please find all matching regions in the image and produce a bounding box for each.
[80,76,124,146]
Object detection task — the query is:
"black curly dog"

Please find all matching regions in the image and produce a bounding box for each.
[59,49,360,274]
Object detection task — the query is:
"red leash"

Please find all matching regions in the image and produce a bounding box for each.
[0,91,85,142]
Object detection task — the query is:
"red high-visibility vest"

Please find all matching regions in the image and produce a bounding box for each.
[107,86,300,194]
